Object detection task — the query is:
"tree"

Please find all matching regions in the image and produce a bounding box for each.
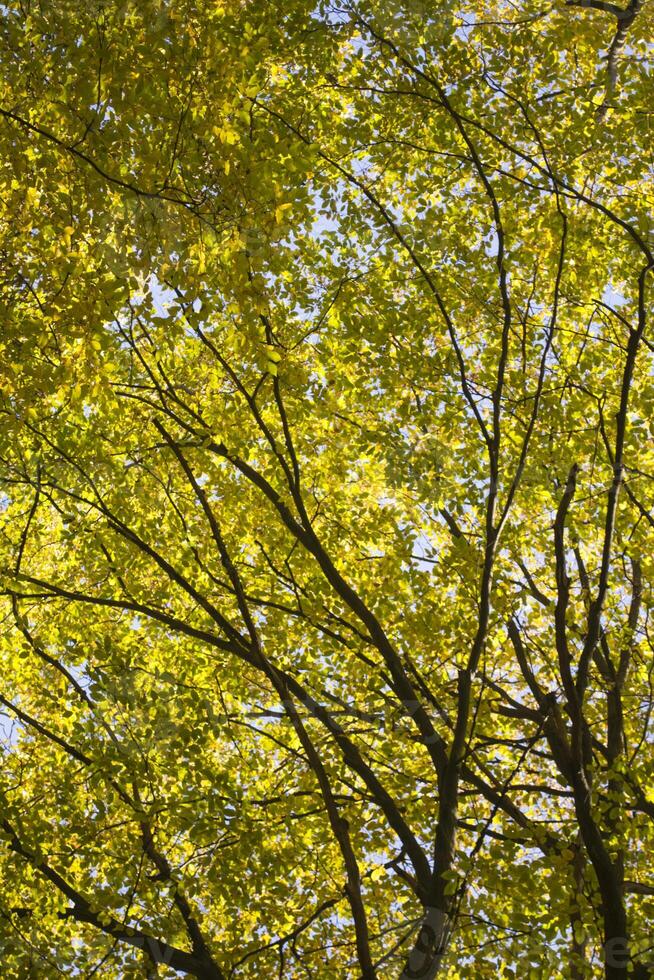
[0,0,653,976]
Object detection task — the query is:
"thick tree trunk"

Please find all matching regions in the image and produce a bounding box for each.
[399,907,451,980]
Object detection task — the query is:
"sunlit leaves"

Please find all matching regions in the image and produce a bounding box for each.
[0,0,653,976]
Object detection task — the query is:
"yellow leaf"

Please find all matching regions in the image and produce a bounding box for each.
[275,203,291,224]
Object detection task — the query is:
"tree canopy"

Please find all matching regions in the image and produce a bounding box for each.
[0,1,653,977]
